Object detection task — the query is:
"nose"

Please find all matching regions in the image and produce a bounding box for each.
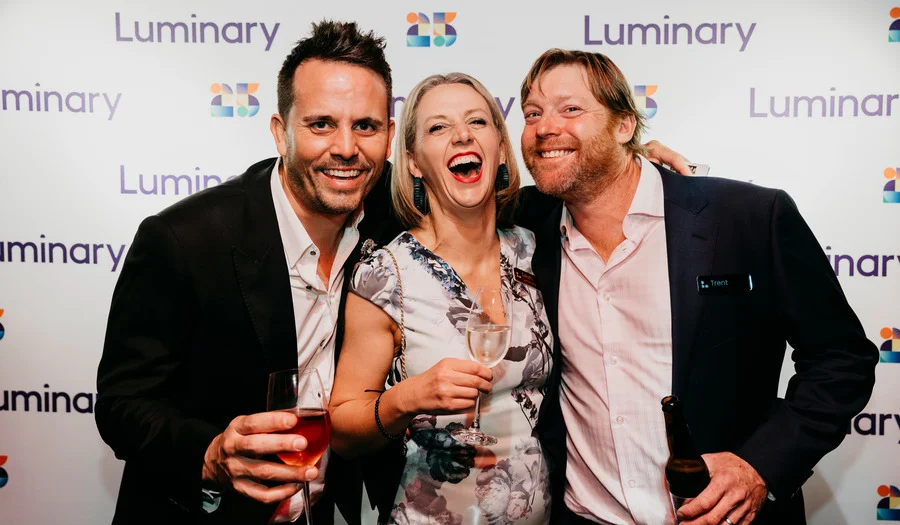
[451,122,472,144]
[534,112,561,139]
[330,125,359,160]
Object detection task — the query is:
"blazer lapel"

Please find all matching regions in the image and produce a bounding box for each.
[660,167,718,399]
[232,159,297,374]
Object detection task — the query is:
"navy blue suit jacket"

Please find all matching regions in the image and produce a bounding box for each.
[517,165,877,523]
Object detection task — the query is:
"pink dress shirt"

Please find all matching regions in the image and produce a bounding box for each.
[558,158,676,525]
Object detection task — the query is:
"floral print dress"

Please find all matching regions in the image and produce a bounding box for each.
[352,227,553,525]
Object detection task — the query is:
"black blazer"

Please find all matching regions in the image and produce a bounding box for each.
[518,166,877,524]
[96,158,400,525]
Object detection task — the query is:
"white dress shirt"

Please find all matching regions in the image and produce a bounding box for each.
[269,159,363,522]
[558,157,676,525]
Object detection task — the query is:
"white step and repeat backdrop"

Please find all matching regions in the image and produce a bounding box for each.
[1,1,898,524]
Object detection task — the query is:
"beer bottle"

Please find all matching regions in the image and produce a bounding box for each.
[661,395,710,511]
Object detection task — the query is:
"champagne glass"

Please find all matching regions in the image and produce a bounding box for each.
[267,368,330,525]
[451,287,512,446]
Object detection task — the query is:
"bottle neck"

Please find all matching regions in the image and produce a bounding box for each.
[664,409,703,460]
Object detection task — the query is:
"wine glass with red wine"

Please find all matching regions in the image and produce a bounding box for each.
[267,368,330,525]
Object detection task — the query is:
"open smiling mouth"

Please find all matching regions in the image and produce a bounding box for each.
[321,167,365,181]
[448,153,483,183]
[538,149,574,159]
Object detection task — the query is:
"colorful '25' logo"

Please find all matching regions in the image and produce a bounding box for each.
[407,12,457,47]
[210,83,260,118]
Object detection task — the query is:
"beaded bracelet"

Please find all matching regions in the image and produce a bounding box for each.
[374,391,405,441]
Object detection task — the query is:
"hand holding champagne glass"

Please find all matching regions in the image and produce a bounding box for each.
[267,369,330,525]
[451,286,512,446]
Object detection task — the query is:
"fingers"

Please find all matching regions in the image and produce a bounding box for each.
[226,433,308,457]
[232,478,302,505]
[682,495,742,525]
[669,155,693,177]
[677,478,727,521]
[643,139,693,176]
[453,370,493,393]
[229,457,318,483]
[444,358,493,381]
[232,412,298,436]
[738,506,758,525]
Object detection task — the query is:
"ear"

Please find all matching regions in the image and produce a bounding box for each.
[407,150,423,179]
[615,114,637,147]
[385,119,396,161]
[270,113,289,157]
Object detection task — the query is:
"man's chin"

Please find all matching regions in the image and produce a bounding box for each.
[532,174,571,199]
[316,192,364,216]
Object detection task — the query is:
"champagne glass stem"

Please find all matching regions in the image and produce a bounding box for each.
[472,392,482,432]
[302,480,313,525]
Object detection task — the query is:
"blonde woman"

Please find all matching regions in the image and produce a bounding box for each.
[330,73,553,524]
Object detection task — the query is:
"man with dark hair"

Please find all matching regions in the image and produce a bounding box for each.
[96,20,396,525]
[517,49,877,525]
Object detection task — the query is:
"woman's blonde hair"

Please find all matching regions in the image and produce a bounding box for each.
[392,73,519,228]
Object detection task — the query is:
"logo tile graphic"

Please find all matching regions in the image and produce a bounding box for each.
[407,12,457,47]
[0,309,4,341]
[891,8,900,42]
[881,327,900,363]
[634,85,658,118]
[878,485,900,520]
[210,83,260,117]
[885,168,900,203]
[0,456,7,489]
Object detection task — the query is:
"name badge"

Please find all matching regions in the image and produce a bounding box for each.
[514,268,539,288]
[697,274,753,295]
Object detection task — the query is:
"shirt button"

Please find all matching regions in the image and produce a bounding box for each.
[305,285,312,290]
[628,479,636,488]
[610,355,618,365]
[320,340,326,347]
[310,250,317,256]
[616,416,625,425]
[603,293,611,302]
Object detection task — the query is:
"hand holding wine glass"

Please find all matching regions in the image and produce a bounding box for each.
[451,286,512,446]
[200,410,319,504]
[267,368,330,525]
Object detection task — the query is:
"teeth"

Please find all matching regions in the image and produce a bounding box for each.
[324,169,362,178]
[449,154,482,168]
[540,150,573,158]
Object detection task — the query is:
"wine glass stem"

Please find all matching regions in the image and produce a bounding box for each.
[302,481,313,525]
[472,392,482,431]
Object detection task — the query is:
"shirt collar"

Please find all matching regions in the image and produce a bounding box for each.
[626,155,665,219]
[269,158,365,270]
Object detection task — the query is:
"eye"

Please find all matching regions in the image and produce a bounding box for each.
[428,123,447,133]
[469,118,487,128]
[563,106,582,113]
[310,121,331,130]
[355,121,378,134]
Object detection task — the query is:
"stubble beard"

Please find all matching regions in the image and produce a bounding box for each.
[283,155,370,216]
[525,131,622,205]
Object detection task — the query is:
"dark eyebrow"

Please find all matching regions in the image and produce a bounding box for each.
[300,115,335,124]
[356,117,386,129]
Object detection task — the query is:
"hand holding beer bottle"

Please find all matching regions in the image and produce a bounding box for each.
[661,396,710,513]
